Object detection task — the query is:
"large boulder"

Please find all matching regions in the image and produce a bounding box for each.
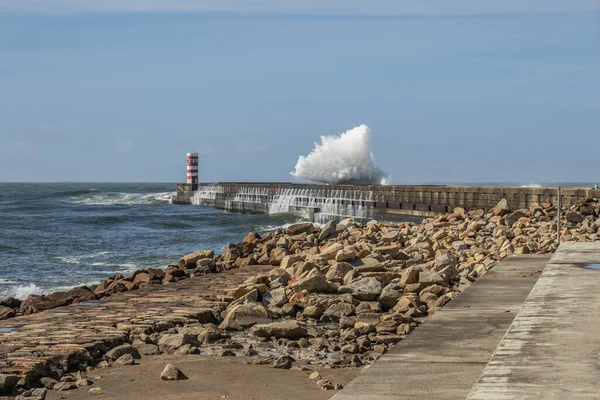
[105,344,140,361]
[262,287,288,308]
[179,250,214,268]
[566,211,585,224]
[270,247,291,266]
[286,222,315,236]
[250,320,308,339]
[325,262,354,284]
[323,302,355,318]
[505,209,529,227]
[492,198,510,216]
[379,283,403,310]
[318,220,337,241]
[290,275,337,294]
[320,243,344,260]
[0,306,15,320]
[158,334,200,354]
[338,277,383,301]
[219,304,272,331]
[433,253,457,272]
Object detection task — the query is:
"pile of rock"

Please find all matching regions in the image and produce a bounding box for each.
[175,198,600,369]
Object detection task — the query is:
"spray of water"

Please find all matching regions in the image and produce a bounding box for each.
[291,125,390,185]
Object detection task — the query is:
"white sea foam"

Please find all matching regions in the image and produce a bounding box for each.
[1,283,44,300]
[71,192,175,206]
[521,183,542,188]
[291,124,389,185]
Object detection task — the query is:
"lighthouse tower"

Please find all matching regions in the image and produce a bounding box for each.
[186,152,199,191]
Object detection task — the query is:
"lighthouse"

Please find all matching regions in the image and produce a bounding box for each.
[186,152,199,191]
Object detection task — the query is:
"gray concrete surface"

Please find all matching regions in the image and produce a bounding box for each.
[467,242,600,400]
[331,255,549,400]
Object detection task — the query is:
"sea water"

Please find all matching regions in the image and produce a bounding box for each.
[0,183,306,299]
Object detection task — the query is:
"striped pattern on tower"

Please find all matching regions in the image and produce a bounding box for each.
[186,152,198,188]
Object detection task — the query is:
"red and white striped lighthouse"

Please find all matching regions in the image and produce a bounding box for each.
[186,152,199,190]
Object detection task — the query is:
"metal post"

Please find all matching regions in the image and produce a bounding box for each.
[557,186,561,244]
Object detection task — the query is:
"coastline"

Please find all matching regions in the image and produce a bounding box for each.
[1,197,599,397]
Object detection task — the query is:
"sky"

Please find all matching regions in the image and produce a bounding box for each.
[1,1,599,183]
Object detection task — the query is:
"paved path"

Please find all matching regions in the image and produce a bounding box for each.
[331,255,549,400]
[0,265,273,381]
[467,242,600,399]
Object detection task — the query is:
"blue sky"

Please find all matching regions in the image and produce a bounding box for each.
[1,1,599,183]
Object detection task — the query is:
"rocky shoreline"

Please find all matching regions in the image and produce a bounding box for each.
[1,198,599,398]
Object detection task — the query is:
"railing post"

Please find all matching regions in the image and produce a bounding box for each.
[557,186,561,245]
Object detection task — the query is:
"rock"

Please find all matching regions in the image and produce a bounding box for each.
[566,211,585,224]
[325,262,354,284]
[400,267,421,285]
[433,253,457,271]
[372,245,400,257]
[115,353,135,365]
[287,222,315,235]
[134,343,159,355]
[76,377,94,387]
[290,275,337,294]
[0,305,14,320]
[323,302,355,318]
[492,198,510,216]
[40,377,58,389]
[338,277,382,301]
[262,287,288,308]
[219,349,236,357]
[505,209,529,227]
[16,389,47,400]
[320,243,344,260]
[250,320,308,339]
[280,255,303,270]
[219,304,272,330]
[105,344,140,361]
[273,355,294,369]
[158,333,201,354]
[0,374,20,395]
[309,371,322,381]
[302,305,323,319]
[379,283,403,310]
[179,250,214,268]
[0,297,21,309]
[318,220,337,240]
[160,364,186,380]
[335,249,355,262]
[243,231,262,243]
[54,382,77,391]
[223,244,242,262]
[174,344,200,355]
[270,247,291,266]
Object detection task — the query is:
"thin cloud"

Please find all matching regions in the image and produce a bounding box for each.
[114,138,134,153]
[0,0,594,14]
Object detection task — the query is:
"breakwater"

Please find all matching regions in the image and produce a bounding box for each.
[174,183,600,222]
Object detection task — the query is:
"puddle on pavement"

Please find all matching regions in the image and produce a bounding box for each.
[76,301,102,307]
[0,327,15,333]
[580,264,600,270]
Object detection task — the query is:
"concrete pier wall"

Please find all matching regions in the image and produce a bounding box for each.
[174,182,600,222]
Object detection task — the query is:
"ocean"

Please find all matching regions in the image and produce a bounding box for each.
[1,181,596,301]
[0,183,306,300]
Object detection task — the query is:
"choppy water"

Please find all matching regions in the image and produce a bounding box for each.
[0,183,306,299]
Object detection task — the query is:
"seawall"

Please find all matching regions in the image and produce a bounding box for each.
[174,182,600,222]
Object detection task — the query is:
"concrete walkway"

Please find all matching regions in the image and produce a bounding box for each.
[331,255,549,400]
[467,242,600,399]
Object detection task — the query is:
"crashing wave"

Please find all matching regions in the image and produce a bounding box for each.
[290,125,389,185]
[70,192,175,206]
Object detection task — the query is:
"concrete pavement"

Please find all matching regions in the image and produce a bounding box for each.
[331,255,549,400]
[467,242,600,399]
